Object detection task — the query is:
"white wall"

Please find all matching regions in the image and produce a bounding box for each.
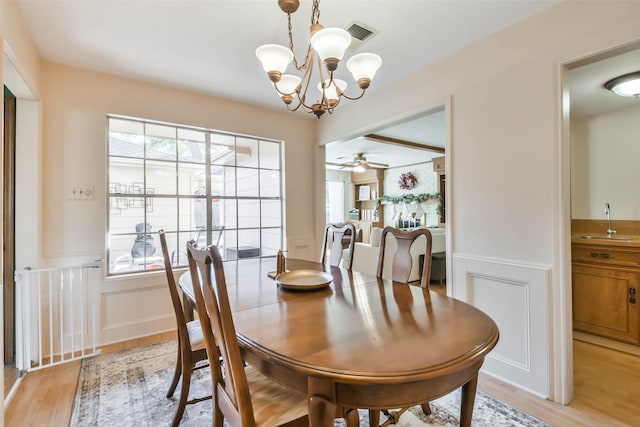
[38,61,319,345]
[317,0,640,401]
[571,104,640,220]
[382,162,440,227]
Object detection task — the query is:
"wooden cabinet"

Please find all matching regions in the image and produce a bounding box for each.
[572,243,640,344]
[351,169,384,243]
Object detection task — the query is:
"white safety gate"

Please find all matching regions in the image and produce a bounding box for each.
[15,261,102,372]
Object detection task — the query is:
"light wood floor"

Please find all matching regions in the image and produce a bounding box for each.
[5,333,640,426]
[3,364,18,398]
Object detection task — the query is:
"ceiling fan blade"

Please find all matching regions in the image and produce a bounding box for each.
[366,161,389,168]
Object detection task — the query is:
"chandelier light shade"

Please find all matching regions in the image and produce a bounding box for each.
[604,71,640,98]
[255,44,293,75]
[310,28,352,68]
[317,79,347,105]
[347,53,382,88]
[255,0,382,118]
[276,75,302,95]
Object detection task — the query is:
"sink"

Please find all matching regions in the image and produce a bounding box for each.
[580,235,634,242]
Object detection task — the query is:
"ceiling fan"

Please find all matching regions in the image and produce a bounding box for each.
[332,152,389,171]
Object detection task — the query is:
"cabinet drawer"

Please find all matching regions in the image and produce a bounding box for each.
[572,244,640,267]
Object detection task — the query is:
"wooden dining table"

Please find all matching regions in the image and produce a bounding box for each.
[178,257,499,427]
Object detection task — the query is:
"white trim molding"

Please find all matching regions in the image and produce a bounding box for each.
[453,254,551,398]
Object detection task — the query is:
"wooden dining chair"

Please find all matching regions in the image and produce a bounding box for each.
[371,226,434,426]
[186,241,309,427]
[158,230,211,427]
[377,226,433,290]
[321,222,357,269]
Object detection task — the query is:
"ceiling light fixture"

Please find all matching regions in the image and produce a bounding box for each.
[604,71,640,98]
[255,0,382,119]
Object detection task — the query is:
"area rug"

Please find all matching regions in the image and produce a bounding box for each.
[70,341,550,427]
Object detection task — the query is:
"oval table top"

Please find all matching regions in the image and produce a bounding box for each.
[179,257,499,384]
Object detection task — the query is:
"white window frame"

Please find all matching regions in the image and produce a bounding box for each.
[106,115,284,276]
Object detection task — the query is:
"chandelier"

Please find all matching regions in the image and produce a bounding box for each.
[255,0,382,118]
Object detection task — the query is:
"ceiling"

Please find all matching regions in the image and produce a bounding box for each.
[16,0,558,113]
[325,110,446,170]
[567,46,640,117]
[19,0,635,169]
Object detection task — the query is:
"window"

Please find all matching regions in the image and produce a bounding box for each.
[107,116,283,275]
[325,180,345,223]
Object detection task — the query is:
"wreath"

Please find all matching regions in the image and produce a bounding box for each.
[398,172,418,190]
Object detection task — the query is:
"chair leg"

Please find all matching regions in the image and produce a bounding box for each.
[420,401,432,415]
[171,354,192,427]
[368,409,380,427]
[343,408,360,427]
[166,344,182,398]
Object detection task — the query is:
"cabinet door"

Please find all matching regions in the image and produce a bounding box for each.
[572,263,639,343]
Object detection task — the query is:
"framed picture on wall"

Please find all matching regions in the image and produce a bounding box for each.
[358,185,371,201]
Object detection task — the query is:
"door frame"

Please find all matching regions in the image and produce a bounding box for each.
[3,85,16,366]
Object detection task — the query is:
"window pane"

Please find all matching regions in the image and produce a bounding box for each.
[110,119,145,160]
[108,196,148,233]
[261,200,281,227]
[179,198,205,231]
[237,137,259,168]
[260,140,280,170]
[108,234,135,274]
[177,139,205,164]
[108,227,162,274]
[237,167,258,197]
[261,228,281,257]
[109,159,144,194]
[238,229,261,257]
[222,229,237,260]
[238,200,260,228]
[222,199,237,229]
[146,160,177,195]
[211,134,235,166]
[260,169,280,198]
[212,166,236,197]
[160,231,181,267]
[110,118,143,135]
[145,123,177,161]
[110,132,145,159]
[212,199,223,228]
[178,162,206,196]
[146,198,177,232]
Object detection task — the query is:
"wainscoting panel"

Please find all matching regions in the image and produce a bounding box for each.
[453,255,551,398]
[288,235,314,261]
[99,275,175,345]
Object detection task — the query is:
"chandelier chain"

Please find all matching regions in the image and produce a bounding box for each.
[287,0,320,72]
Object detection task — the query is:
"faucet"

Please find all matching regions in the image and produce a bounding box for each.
[605,203,616,238]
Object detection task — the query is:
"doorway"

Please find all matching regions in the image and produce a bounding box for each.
[324,107,449,290]
[564,42,640,425]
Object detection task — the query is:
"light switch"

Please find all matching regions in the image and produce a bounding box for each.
[68,184,95,200]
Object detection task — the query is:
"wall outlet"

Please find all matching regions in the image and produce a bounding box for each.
[68,184,95,200]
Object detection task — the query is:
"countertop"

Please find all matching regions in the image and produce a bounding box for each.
[571,234,640,248]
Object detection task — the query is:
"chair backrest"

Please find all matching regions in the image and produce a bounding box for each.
[158,230,190,343]
[321,222,356,269]
[186,241,255,427]
[377,226,433,290]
